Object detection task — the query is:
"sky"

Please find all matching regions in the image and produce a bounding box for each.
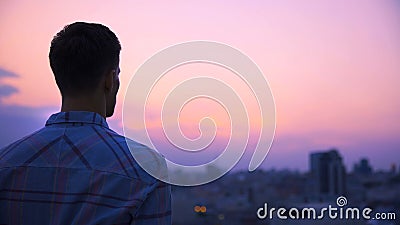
[0,0,399,171]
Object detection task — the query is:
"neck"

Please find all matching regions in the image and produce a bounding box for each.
[61,94,106,118]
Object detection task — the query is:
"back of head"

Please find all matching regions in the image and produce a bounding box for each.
[49,22,121,97]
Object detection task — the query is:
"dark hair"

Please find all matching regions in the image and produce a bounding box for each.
[49,22,121,96]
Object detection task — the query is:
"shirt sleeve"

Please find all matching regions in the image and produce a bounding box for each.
[130,181,172,225]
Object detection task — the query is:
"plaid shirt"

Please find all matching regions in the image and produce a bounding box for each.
[0,111,171,225]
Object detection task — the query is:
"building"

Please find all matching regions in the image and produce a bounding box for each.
[353,158,372,175]
[310,149,346,200]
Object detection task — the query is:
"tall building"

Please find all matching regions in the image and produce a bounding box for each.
[310,149,346,199]
[353,158,373,175]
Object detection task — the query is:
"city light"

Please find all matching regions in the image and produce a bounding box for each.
[194,205,201,213]
[194,205,207,214]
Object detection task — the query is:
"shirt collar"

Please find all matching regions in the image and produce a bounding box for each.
[45,111,109,128]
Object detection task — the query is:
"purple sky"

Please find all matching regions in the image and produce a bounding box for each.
[0,1,399,172]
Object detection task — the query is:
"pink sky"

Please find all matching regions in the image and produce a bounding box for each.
[0,0,399,171]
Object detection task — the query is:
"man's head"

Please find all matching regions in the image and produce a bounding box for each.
[49,22,121,117]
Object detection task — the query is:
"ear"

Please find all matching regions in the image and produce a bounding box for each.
[104,70,115,93]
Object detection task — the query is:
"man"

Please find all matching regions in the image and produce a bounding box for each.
[0,22,171,225]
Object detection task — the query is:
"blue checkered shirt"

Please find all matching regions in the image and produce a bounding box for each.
[0,111,171,225]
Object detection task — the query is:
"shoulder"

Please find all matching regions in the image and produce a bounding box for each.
[0,129,44,163]
[100,127,169,183]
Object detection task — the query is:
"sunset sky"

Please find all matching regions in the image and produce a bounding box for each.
[0,0,399,171]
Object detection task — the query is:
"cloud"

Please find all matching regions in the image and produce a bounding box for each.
[0,68,58,148]
[0,68,18,78]
[0,67,19,101]
[0,84,18,99]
